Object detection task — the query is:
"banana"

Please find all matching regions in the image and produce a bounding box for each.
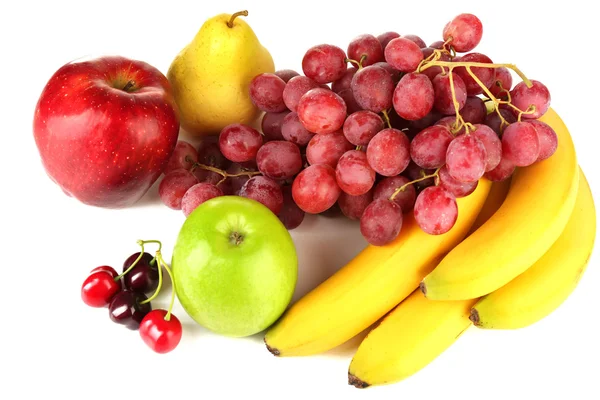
[471,167,595,329]
[421,108,579,300]
[264,179,492,356]
[348,289,476,388]
[468,177,512,234]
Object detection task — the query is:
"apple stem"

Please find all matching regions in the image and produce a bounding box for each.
[227,10,248,28]
[122,80,136,92]
[229,231,244,246]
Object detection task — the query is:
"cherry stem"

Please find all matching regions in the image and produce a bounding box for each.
[389,168,441,200]
[227,10,248,28]
[115,240,162,282]
[381,109,392,129]
[139,250,164,305]
[160,259,176,322]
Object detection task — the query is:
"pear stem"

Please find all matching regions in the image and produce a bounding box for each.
[227,10,248,28]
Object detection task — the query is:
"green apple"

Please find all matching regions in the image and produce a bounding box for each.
[171,195,298,337]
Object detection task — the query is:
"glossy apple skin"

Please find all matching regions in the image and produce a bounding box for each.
[33,56,180,208]
[171,196,298,337]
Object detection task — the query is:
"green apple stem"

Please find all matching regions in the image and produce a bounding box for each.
[389,167,441,201]
[115,239,162,282]
[227,10,248,28]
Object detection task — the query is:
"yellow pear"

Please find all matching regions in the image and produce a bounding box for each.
[167,10,275,136]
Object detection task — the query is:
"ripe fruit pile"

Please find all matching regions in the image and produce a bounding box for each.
[81,240,182,354]
[157,12,557,246]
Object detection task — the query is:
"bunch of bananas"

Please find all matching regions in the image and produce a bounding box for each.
[264,108,595,388]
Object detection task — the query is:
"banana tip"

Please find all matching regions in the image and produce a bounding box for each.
[264,338,280,356]
[469,308,480,326]
[348,373,369,389]
[419,281,427,296]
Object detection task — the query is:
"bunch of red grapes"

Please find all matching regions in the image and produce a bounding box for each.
[158,12,557,246]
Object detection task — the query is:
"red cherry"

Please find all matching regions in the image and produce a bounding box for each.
[81,271,121,307]
[90,265,118,279]
[139,309,182,354]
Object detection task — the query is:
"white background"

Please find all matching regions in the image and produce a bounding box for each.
[2,1,599,399]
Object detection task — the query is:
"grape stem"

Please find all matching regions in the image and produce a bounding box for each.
[188,158,262,186]
[114,239,163,282]
[419,60,532,88]
[346,55,368,70]
[389,167,441,200]
[381,109,392,129]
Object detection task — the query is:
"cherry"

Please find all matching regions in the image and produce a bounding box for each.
[81,271,121,308]
[122,252,159,294]
[108,290,152,330]
[90,265,118,279]
[139,309,183,354]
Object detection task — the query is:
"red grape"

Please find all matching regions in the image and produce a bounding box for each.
[283,75,320,112]
[489,67,513,98]
[407,110,443,135]
[297,88,347,134]
[181,183,223,217]
[197,136,230,170]
[501,122,540,166]
[262,111,290,142]
[484,155,516,181]
[256,140,302,180]
[219,124,263,162]
[454,53,495,95]
[281,112,314,146]
[404,161,436,192]
[436,165,478,198]
[347,34,384,67]
[239,176,284,214]
[292,164,341,214]
[421,51,451,82]
[351,65,394,112]
[471,124,502,171]
[337,88,362,114]
[331,67,358,93]
[446,134,487,182]
[510,80,551,119]
[433,72,468,115]
[336,150,376,196]
[226,163,256,194]
[367,128,411,176]
[414,186,458,235]
[372,62,401,83]
[275,69,300,83]
[302,44,348,84]
[360,199,403,246]
[373,175,416,213]
[435,116,466,135]
[158,169,198,210]
[393,72,435,121]
[485,109,517,135]
[528,120,558,161]
[277,185,305,230]
[384,37,424,72]
[249,73,287,112]
[429,40,445,49]
[377,31,401,49]
[306,130,354,168]
[338,190,373,220]
[164,141,198,174]
[460,96,487,124]
[343,110,384,146]
[402,34,427,48]
[410,125,454,169]
[443,13,483,53]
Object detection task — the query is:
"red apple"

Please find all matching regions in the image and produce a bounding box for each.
[33,56,180,208]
